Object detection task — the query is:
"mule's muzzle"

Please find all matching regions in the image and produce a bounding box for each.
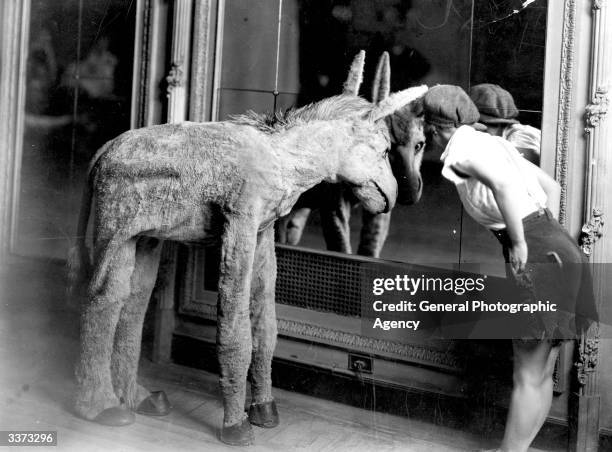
[397,174,423,205]
[352,179,396,214]
[376,182,392,214]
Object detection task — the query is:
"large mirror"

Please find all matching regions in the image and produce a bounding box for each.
[215,0,548,276]
[12,0,136,259]
[11,0,548,273]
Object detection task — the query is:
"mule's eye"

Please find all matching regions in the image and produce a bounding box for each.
[415,141,425,153]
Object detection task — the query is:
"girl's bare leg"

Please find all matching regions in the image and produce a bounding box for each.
[500,339,561,452]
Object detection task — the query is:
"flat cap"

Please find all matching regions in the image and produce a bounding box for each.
[469,83,519,124]
[422,85,480,128]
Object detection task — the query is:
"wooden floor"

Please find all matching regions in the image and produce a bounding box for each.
[0,257,562,452]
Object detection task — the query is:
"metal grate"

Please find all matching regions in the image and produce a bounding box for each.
[275,245,362,317]
[196,244,366,317]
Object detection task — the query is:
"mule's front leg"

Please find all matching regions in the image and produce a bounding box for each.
[111,237,168,415]
[248,226,279,428]
[217,218,258,445]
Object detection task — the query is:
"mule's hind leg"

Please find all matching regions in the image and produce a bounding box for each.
[75,236,137,425]
[247,226,279,428]
[276,207,311,245]
[357,211,391,257]
[111,237,165,414]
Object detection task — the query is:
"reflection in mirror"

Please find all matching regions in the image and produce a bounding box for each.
[217,0,548,272]
[282,0,473,264]
[471,0,547,131]
[15,0,136,258]
[461,0,547,275]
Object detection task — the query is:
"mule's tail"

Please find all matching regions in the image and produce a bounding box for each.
[67,169,95,297]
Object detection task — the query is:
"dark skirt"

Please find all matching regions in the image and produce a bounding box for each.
[491,208,598,341]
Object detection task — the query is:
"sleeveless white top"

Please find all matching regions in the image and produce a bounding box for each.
[440,125,547,230]
[503,123,541,162]
[503,123,541,154]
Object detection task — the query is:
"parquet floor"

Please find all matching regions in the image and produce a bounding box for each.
[0,257,559,451]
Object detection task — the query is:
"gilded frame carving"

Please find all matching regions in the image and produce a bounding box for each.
[131,0,171,129]
[553,0,578,227]
[0,0,31,255]
[189,0,219,122]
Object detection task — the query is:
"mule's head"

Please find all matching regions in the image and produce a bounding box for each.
[338,49,397,213]
[336,119,397,214]
[371,51,425,205]
[337,86,428,214]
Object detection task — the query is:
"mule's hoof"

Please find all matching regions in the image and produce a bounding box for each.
[248,400,279,428]
[135,391,171,416]
[92,406,135,426]
[219,418,254,446]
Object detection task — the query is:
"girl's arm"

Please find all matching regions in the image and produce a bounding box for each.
[520,159,561,219]
[452,157,528,273]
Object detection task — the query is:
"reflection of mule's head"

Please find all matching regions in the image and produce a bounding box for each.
[373,52,425,205]
[386,100,426,205]
[347,51,427,206]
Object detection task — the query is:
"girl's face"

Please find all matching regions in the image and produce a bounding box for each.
[425,123,448,149]
[485,124,505,137]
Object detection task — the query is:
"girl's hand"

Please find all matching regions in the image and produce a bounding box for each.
[509,240,528,275]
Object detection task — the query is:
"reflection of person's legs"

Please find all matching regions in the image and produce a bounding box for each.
[500,339,561,452]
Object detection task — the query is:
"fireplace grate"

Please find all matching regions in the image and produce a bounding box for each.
[275,245,363,317]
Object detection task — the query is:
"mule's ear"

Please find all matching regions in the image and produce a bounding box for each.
[367,85,428,122]
[342,50,365,96]
[372,51,390,104]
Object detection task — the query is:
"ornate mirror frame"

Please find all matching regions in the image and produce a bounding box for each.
[542,1,610,450]
[134,0,612,449]
[162,1,610,448]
